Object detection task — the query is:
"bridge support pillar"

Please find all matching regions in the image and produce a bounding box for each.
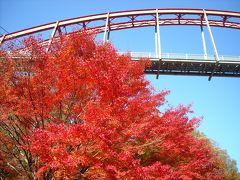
[203,9,220,81]
[103,13,110,43]
[155,9,162,79]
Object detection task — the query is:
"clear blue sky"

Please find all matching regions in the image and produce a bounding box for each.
[1,0,240,170]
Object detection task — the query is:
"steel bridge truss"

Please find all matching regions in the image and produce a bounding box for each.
[1,8,240,80]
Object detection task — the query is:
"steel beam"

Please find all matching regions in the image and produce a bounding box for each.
[103,13,110,43]
[46,21,60,52]
[156,9,161,59]
[203,10,219,61]
[155,9,162,79]
[4,53,240,78]
[155,27,158,58]
[203,9,220,81]
[133,56,240,78]
[200,25,207,60]
[0,35,5,46]
[1,9,239,42]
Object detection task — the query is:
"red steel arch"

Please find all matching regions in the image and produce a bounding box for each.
[1,8,240,43]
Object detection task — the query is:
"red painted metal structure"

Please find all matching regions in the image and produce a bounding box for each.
[1,8,240,79]
[0,8,240,43]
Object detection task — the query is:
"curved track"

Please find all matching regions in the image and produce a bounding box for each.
[1,8,240,43]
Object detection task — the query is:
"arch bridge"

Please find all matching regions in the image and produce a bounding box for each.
[1,8,240,80]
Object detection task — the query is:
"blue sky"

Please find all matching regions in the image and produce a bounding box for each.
[1,0,240,170]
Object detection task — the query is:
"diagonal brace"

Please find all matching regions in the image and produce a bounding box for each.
[46,21,60,52]
[203,9,220,81]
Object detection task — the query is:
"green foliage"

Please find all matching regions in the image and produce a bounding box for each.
[194,131,240,180]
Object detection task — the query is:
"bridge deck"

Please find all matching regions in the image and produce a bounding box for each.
[2,53,240,78]
[129,53,240,78]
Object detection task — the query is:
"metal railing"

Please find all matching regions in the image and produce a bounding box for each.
[1,52,240,62]
[118,52,240,61]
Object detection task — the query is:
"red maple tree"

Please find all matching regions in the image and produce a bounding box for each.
[0,31,224,179]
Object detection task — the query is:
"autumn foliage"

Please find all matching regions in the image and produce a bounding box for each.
[0,31,236,179]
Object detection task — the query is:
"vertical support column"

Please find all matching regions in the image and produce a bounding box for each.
[200,25,207,60]
[46,21,60,52]
[203,9,219,81]
[155,26,158,58]
[103,13,110,43]
[155,9,162,79]
[0,35,5,47]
